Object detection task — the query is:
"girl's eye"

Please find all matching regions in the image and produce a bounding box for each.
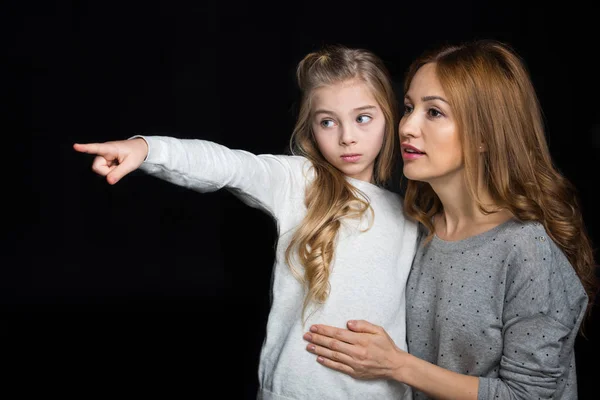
[403,105,413,115]
[320,119,335,128]
[357,115,372,124]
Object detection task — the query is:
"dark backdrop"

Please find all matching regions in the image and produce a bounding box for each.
[10,1,599,398]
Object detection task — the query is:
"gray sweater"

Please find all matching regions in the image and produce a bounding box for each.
[136,136,419,400]
[406,219,587,399]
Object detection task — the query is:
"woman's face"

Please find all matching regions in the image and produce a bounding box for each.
[399,63,464,185]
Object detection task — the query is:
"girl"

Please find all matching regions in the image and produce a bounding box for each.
[302,40,598,399]
[74,45,419,400]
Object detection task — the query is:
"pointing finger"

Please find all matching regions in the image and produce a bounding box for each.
[73,142,114,157]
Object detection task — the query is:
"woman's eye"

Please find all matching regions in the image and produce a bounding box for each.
[403,105,413,115]
[320,119,335,128]
[357,115,372,124]
[428,108,442,118]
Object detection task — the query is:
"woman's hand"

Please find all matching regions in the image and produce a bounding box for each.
[303,319,406,381]
[305,320,480,399]
[73,138,148,185]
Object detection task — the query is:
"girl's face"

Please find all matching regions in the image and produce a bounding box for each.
[399,63,464,185]
[311,79,386,183]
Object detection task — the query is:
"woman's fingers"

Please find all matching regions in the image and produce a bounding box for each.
[304,330,359,378]
[305,336,354,364]
[305,328,355,352]
[312,350,357,378]
[303,321,402,380]
[346,319,381,334]
[309,324,359,344]
[303,325,363,368]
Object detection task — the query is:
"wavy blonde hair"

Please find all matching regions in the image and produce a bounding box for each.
[285,44,399,321]
[402,39,598,329]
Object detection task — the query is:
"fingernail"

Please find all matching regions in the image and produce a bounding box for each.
[303,333,312,341]
[317,356,324,363]
[307,344,315,351]
[348,320,356,326]
[310,326,317,333]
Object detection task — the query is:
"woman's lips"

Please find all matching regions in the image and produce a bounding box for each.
[401,144,426,160]
[402,150,425,160]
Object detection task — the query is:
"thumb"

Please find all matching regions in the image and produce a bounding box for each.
[347,319,380,334]
[105,157,140,185]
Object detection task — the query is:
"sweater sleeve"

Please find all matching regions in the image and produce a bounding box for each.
[477,232,588,399]
[132,135,309,218]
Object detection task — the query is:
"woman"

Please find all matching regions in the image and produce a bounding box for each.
[302,39,598,399]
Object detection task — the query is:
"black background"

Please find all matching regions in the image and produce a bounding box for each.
[11,1,599,398]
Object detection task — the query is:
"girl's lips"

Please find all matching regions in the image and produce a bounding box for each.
[341,154,361,162]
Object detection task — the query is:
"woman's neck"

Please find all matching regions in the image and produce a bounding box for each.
[431,179,512,242]
[434,209,513,242]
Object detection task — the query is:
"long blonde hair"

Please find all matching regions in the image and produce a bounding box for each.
[285,44,399,321]
[402,39,598,327]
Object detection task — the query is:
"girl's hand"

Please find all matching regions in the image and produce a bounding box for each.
[73,138,148,185]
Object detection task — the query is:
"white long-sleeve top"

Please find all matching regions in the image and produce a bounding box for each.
[137,135,419,400]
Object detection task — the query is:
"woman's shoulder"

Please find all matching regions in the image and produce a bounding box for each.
[497,220,559,262]
[503,220,586,294]
[501,220,588,326]
[500,220,560,257]
[501,219,545,236]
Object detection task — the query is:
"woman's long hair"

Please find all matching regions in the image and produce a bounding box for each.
[286,44,399,322]
[402,39,598,329]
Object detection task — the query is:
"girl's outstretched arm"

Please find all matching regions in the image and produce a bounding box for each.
[78,135,306,219]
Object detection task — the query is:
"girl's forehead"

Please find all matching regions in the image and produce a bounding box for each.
[311,80,380,111]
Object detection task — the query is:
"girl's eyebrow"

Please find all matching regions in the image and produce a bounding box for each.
[313,105,377,116]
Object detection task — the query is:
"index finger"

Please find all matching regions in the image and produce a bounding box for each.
[73,142,113,156]
[309,324,359,345]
